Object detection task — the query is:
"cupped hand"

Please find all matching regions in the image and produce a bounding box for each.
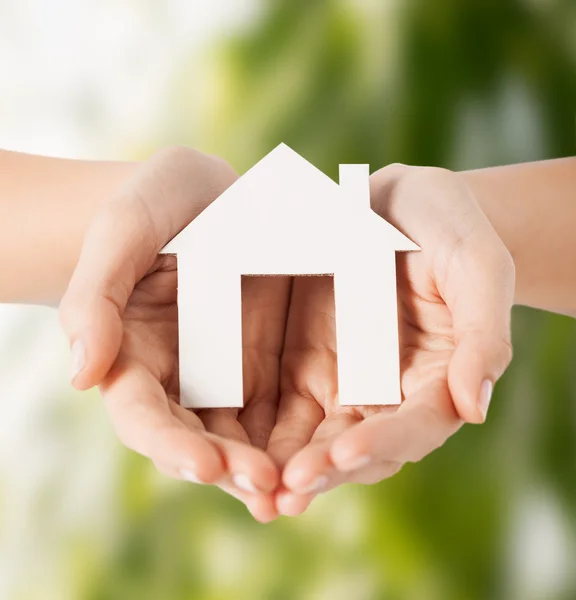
[59,147,289,522]
[268,164,515,516]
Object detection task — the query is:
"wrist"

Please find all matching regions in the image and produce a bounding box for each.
[56,160,139,299]
[0,152,138,304]
[459,169,528,308]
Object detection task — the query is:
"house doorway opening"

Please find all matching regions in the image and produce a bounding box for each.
[240,274,338,409]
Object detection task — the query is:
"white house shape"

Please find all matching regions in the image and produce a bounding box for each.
[160,143,419,409]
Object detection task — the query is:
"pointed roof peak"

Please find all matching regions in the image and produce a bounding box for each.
[266,142,299,157]
[160,145,420,255]
[244,143,337,187]
[254,142,312,168]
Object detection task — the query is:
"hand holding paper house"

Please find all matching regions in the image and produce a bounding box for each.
[160,144,419,409]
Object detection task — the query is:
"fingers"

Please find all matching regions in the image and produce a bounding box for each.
[277,459,404,516]
[195,404,281,523]
[277,412,357,516]
[239,276,292,450]
[272,275,340,515]
[277,410,401,517]
[156,455,279,524]
[277,380,460,516]
[276,413,355,517]
[177,274,292,523]
[269,275,338,468]
[101,359,224,483]
[60,147,237,390]
[275,488,315,517]
[219,484,279,524]
[102,357,280,522]
[448,330,513,424]
[60,290,125,391]
[266,387,325,518]
[330,379,462,470]
[441,222,514,423]
[196,406,280,495]
[266,391,324,469]
[282,412,359,493]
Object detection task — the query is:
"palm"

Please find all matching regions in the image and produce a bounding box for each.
[267,251,462,515]
[102,248,462,520]
[397,253,455,405]
[119,259,179,401]
[100,258,291,520]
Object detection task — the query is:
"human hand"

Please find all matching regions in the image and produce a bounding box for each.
[268,164,515,516]
[59,147,289,522]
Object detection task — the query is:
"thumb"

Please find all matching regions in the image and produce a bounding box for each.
[61,299,124,391]
[446,242,515,424]
[59,201,155,390]
[370,164,515,424]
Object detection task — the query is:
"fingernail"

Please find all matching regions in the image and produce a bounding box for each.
[338,454,371,473]
[478,379,493,421]
[180,469,205,484]
[232,473,259,494]
[299,475,329,494]
[70,340,86,380]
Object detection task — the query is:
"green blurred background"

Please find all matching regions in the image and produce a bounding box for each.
[0,1,575,599]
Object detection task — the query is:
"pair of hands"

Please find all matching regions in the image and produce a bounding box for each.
[59,147,515,522]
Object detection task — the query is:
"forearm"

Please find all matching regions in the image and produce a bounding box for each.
[462,158,576,315]
[0,150,136,305]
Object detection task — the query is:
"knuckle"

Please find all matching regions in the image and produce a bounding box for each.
[99,197,147,228]
[409,404,455,461]
[207,152,238,179]
[406,448,429,464]
[107,405,149,456]
[114,426,139,454]
[154,146,238,197]
[495,335,514,370]
[156,146,236,178]
[446,235,516,306]
[150,146,208,187]
[357,461,403,485]
[477,240,515,281]
[155,145,202,166]
[108,409,140,453]
[58,289,92,336]
[400,166,457,192]
[203,155,238,192]
[94,201,157,260]
[58,295,75,331]
[498,248,516,288]
[384,461,404,478]
[152,461,174,479]
[378,162,412,177]
[373,165,464,236]
[424,428,448,457]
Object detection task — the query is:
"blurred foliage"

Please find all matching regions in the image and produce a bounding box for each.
[55,1,576,599]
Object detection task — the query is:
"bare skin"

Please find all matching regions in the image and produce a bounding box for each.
[1,148,574,521]
[267,165,515,516]
[57,147,290,520]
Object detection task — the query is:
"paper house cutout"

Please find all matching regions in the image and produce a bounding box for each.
[160,144,419,409]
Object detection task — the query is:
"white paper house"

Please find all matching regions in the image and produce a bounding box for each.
[161,144,418,409]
